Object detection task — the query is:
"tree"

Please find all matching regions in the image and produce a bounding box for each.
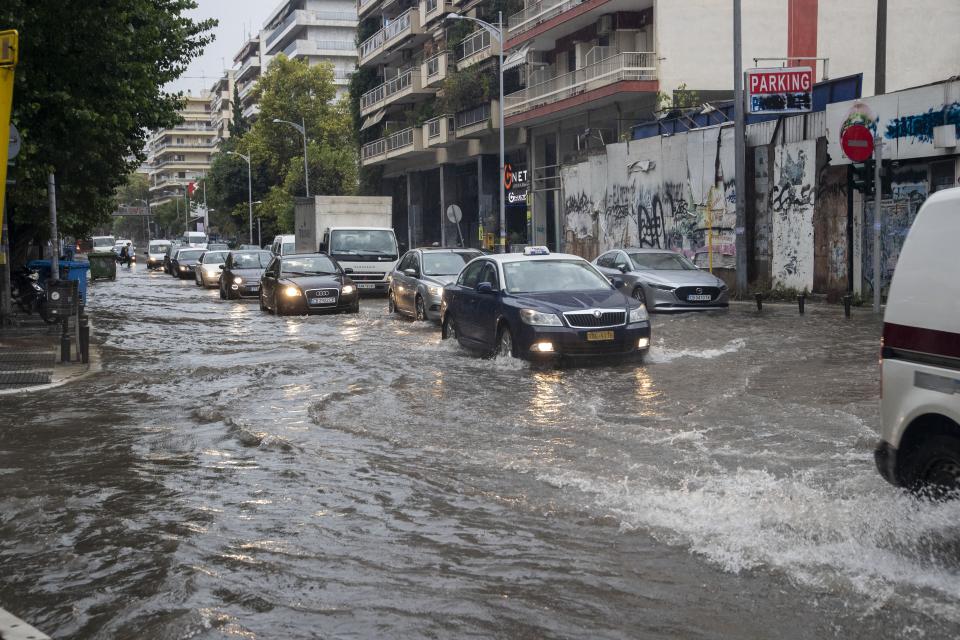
[229,83,249,138]
[0,1,215,256]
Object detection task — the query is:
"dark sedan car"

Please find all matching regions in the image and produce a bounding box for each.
[441,248,651,360]
[220,250,273,300]
[259,254,359,315]
[170,248,205,279]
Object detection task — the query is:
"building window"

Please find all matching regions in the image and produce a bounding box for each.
[931,160,956,192]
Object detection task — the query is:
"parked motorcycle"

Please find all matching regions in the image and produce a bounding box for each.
[11,265,53,322]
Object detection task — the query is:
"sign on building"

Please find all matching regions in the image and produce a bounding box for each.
[746,67,814,115]
[504,163,529,205]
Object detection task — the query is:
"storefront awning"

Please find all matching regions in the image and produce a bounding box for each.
[502,44,531,72]
[360,110,386,131]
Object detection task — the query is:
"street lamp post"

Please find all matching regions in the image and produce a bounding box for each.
[273,117,310,198]
[445,13,505,253]
[226,151,254,245]
[252,201,263,247]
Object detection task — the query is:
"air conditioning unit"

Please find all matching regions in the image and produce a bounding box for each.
[597,15,613,36]
[934,124,958,149]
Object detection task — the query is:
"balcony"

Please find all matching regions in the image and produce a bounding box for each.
[360,68,433,116]
[508,0,584,37]
[454,100,499,138]
[504,52,656,118]
[358,9,424,66]
[236,55,261,82]
[423,115,456,147]
[265,9,359,54]
[361,138,387,166]
[386,127,424,158]
[419,0,456,25]
[421,51,450,87]
[283,39,357,60]
[238,81,257,103]
[242,103,261,120]
[456,29,499,69]
[358,0,379,18]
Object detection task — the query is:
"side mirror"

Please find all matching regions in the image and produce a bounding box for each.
[403,268,418,278]
[476,281,495,294]
[217,265,224,270]
[344,267,354,274]
[617,264,629,274]
[610,277,625,288]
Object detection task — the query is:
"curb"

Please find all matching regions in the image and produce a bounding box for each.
[0,607,50,640]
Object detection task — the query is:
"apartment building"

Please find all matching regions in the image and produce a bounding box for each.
[234,36,265,122]
[146,94,217,206]
[262,0,359,100]
[210,70,236,140]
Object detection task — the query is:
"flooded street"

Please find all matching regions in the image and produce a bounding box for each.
[1,264,958,639]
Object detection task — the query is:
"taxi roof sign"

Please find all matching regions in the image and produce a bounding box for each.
[523,246,550,256]
[0,30,18,67]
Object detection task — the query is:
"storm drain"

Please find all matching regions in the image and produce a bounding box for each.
[0,352,57,366]
[0,372,52,386]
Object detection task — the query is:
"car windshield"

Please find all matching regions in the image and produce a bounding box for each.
[202,252,227,264]
[148,244,168,253]
[232,252,271,269]
[422,251,480,275]
[503,259,612,294]
[178,250,204,260]
[629,252,698,270]
[93,238,114,248]
[330,230,397,257]
[282,242,295,254]
[282,256,338,276]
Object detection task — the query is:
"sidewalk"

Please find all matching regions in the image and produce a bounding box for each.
[0,308,98,395]
[0,606,51,639]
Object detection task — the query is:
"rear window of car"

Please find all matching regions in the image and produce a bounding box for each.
[178,250,204,260]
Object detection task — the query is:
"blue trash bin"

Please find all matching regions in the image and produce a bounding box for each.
[28,259,90,306]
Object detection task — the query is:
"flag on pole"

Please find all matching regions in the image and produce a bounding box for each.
[187,182,196,196]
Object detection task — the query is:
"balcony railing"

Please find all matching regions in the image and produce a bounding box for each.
[284,39,356,58]
[360,68,419,114]
[508,0,584,36]
[384,9,415,42]
[455,102,491,130]
[361,138,387,161]
[359,28,385,60]
[504,52,657,117]
[456,29,491,62]
[266,10,358,48]
[359,9,420,64]
[237,55,261,80]
[358,0,378,16]
[387,127,414,152]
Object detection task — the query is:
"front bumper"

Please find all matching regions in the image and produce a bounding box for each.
[278,292,360,314]
[647,286,730,312]
[515,322,652,359]
[874,440,900,486]
[353,282,388,295]
[426,293,443,321]
[229,282,262,298]
[177,266,196,277]
[199,269,221,286]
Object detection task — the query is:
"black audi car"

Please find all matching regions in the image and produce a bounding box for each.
[170,248,205,279]
[259,253,360,315]
[220,250,273,300]
[440,248,651,360]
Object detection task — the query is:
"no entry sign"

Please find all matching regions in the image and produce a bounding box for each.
[746,67,814,115]
[840,124,874,163]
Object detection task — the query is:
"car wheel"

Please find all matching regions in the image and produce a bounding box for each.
[495,324,515,358]
[195,273,202,286]
[259,291,268,312]
[219,283,226,300]
[903,434,960,499]
[442,313,458,341]
[388,289,398,314]
[415,295,427,321]
[273,293,283,316]
[632,286,647,306]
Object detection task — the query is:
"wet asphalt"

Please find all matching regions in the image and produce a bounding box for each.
[0,263,958,639]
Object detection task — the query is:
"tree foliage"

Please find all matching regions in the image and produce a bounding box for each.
[229,83,249,138]
[0,0,215,251]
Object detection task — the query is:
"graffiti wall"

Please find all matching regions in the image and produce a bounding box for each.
[771,140,817,290]
[560,125,737,269]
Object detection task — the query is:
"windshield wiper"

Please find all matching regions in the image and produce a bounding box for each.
[283,271,307,277]
[304,271,335,275]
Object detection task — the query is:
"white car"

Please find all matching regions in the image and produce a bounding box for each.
[876,187,960,497]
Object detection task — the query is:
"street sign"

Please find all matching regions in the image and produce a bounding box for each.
[445,204,462,223]
[8,122,19,159]
[841,124,874,163]
[746,67,814,114]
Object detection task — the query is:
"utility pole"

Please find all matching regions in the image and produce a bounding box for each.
[873,136,883,313]
[48,173,59,282]
[875,0,887,95]
[733,0,748,293]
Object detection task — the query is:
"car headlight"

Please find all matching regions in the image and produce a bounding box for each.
[341,284,356,295]
[648,283,674,291]
[520,309,563,326]
[284,285,301,297]
[179,265,187,271]
[427,285,444,298]
[629,305,649,323]
[233,276,243,284]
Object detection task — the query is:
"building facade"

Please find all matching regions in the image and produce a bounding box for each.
[146,94,217,207]
[234,36,265,122]
[210,70,236,140]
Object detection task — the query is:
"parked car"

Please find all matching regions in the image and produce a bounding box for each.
[269,234,296,257]
[389,247,482,321]
[594,248,729,312]
[876,187,960,498]
[259,253,359,315]
[145,240,171,270]
[170,248,205,279]
[194,250,230,288]
[220,250,273,300]
[441,247,651,360]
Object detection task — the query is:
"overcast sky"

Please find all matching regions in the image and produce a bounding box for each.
[167,0,275,96]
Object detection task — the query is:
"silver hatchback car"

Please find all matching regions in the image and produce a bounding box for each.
[388,247,483,321]
[594,248,729,312]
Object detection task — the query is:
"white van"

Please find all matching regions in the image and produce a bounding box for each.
[270,234,296,257]
[181,231,208,247]
[876,187,960,496]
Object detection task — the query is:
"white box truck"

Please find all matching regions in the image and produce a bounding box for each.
[295,196,397,294]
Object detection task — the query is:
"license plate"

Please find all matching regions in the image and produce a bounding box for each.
[310,297,336,305]
[247,286,259,291]
[357,283,376,289]
[687,294,712,301]
[586,330,615,342]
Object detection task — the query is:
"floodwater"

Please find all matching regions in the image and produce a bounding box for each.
[1,264,958,639]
